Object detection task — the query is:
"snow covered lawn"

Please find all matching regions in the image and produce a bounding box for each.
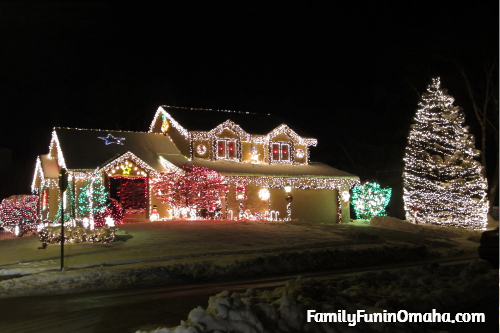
[0,220,485,297]
[136,260,497,333]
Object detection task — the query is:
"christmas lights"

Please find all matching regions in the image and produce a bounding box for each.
[54,183,76,223]
[215,137,241,161]
[94,199,124,227]
[150,107,317,165]
[208,120,251,142]
[31,157,44,193]
[250,146,260,163]
[351,182,391,220]
[258,188,270,201]
[403,77,488,229]
[224,175,359,190]
[33,106,360,225]
[38,226,115,244]
[196,144,207,155]
[152,166,229,218]
[161,114,170,133]
[49,130,67,170]
[77,176,108,217]
[150,205,159,221]
[235,180,248,201]
[270,142,291,163]
[114,177,147,211]
[97,133,126,145]
[101,152,159,177]
[0,195,39,235]
[158,156,182,174]
[150,107,191,139]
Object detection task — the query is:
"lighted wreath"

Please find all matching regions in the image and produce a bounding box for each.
[196,144,207,155]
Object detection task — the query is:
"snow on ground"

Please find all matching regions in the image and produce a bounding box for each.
[136,259,498,333]
[0,219,485,297]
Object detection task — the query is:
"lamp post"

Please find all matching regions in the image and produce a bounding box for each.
[284,185,292,221]
[59,168,68,271]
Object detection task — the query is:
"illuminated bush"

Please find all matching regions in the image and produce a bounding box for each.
[0,195,39,235]
[351,182,392,220]
[38,226,115,244]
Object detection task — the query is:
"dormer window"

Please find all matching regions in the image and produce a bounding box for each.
[270,142,291,163]
[217,138,238,160]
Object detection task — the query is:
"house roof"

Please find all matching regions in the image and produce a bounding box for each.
[182,158,357,179]
[161,106,313,138]
[54,128,189,171]
[52,127,358,180]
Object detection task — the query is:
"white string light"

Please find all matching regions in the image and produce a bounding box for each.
[403,77,488,230]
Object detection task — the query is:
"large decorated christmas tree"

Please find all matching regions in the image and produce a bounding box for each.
[403,77,488,229]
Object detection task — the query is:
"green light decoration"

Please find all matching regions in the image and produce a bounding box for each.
[77,178,108,217]
[54,183,76,222]
[351,182,392,220]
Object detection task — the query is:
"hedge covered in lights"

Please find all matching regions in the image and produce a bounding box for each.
[0,195,39,235]
[38,226,115,244]
[351,182,391,220]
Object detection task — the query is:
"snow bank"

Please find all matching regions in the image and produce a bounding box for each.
[0,244,428,297]
[137,260,497,333]
[370,216,476,238]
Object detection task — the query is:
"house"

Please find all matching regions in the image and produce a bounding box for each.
[32,106,359,224]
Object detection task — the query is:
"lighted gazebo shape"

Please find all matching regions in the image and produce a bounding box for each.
[100,152,159,221]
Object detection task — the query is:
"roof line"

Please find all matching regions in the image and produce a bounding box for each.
[54,127,150,134]
[162,105,271,116]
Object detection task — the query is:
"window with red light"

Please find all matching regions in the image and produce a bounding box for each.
[270,142,291,163]
[216,139,238,160]
[217,140,226,158]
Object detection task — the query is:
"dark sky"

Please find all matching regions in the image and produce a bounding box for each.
[0,1,498,206]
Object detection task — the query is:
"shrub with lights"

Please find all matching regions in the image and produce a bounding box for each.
[152,166,229,219]
[403,77,488,229]
[351,182,391,220]
[38,226,115,244]
[0,195,39,236]
[93,198,124,227]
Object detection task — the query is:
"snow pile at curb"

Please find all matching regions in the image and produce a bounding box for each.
[0,244,428,297]
[370,216,476,238]
[138,260,497,333]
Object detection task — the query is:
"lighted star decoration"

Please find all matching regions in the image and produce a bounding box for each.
[104,216,115,227]
[98,134,125,145]
[121,165,131,175]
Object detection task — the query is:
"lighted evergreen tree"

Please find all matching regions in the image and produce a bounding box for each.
[403,77,488,229]
[77,177,108,218]
[152,166,229,217]
[54,183,76,223]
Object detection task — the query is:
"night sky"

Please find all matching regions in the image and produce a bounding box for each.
[0,1,497,216]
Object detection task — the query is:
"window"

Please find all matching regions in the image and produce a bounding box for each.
[216,139,238,160]
[270,142,291,163]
